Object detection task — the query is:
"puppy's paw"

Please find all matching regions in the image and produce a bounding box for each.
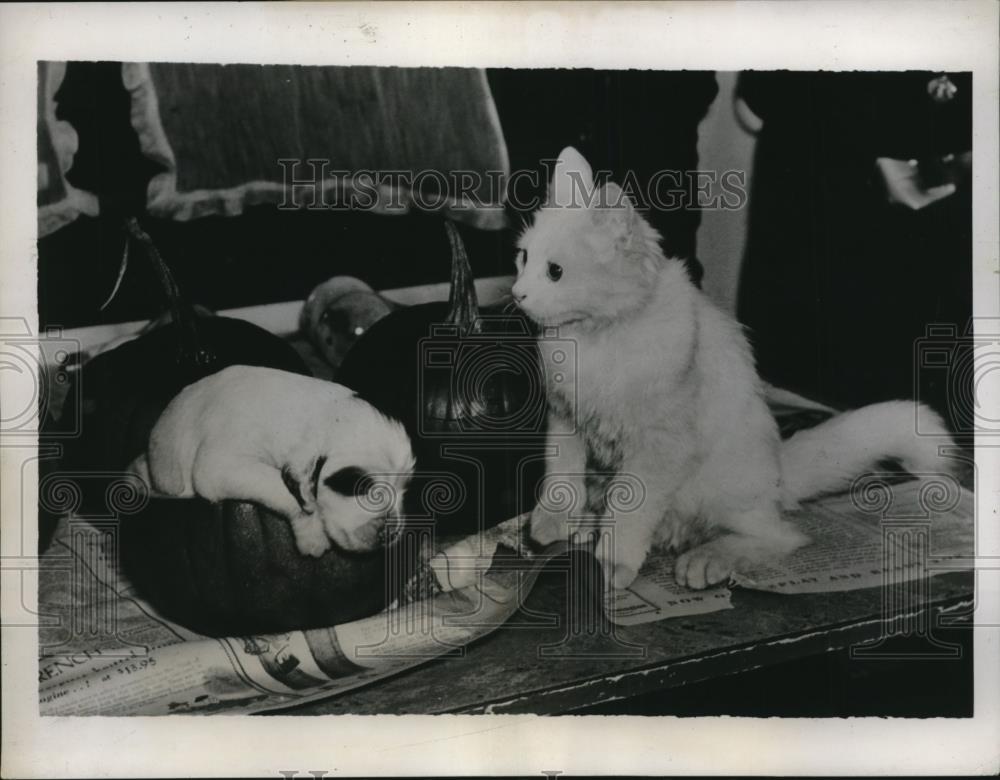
[674,542,739,590]
[290,513,331,558]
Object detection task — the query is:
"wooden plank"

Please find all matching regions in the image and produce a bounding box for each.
[279,570,973,715]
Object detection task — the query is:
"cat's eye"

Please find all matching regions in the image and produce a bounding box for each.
[546,262,563,282]
[515,249,526,275]
[325,466,375,497]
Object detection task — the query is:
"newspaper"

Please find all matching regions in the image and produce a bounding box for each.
[610,476,975,624]
[39,514,543,715]
[607,549,734,626]
[733,475,975,594]
[38,476,974,714]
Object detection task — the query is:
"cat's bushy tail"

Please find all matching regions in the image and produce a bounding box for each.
[779,401,956,507]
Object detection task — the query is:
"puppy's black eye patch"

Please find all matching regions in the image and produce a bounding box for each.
[325,466,374,497]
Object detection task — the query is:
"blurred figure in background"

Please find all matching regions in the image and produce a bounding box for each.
[735,71,972,430]
[489,69,719,287]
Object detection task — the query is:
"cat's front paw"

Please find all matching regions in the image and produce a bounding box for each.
[674,542,740,590]
[529,506,567,546]
[608,562,639,590]
[290,512,331,557]
[595,536,647,591]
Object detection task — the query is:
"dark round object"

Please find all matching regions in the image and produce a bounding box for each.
[119,497,394,636]
[336,223,548,536]
[59,315,408,636]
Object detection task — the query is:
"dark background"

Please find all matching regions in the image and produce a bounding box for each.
[41,67,972,431]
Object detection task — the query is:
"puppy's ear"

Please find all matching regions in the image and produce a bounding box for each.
[305,455,326,510]
[280,465,308,511]
[281,455,325,513]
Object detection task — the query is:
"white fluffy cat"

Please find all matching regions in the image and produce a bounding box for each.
[513,147,956,591]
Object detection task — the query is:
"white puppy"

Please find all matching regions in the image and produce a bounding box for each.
[129,365,415,556]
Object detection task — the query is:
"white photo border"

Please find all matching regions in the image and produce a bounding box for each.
[1,1,997,777]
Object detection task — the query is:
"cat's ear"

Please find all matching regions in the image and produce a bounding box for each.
[549,147,594,209]
[599,182,634,212]
[595,181,636,236]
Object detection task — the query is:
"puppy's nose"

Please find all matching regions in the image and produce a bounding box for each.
[511,288,527,304]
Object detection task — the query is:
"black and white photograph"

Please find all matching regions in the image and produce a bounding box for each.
[2,2,998,777]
